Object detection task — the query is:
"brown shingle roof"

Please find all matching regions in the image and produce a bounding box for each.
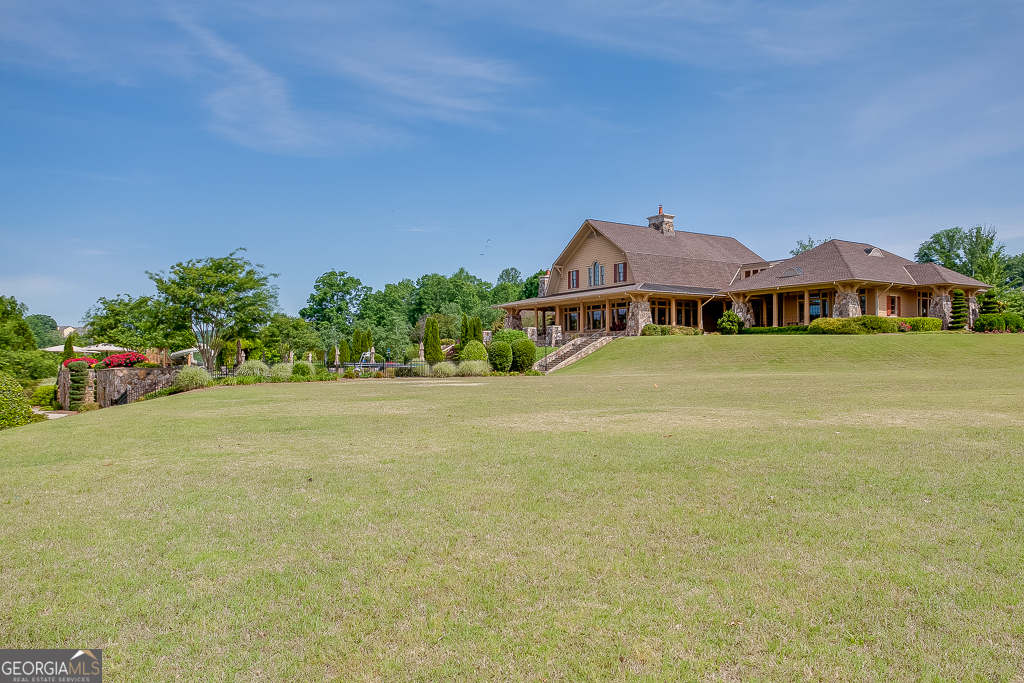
[722,239,989,293]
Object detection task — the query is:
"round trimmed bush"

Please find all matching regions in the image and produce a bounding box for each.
[235,359,270,377]
[270,363,293,380]
[1,372,36,430]
[488,341,512,372]
[459,340,488,362]
[431,361,457,378]
[511,338,537,372]
[641,324,661,336]
[457,360,491,376]
[717,310,743,335]
[974,313,1006,332]
[172,366,212,392]
[292,361,314,377]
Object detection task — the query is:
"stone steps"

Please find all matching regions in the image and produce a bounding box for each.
[534,335,621,374]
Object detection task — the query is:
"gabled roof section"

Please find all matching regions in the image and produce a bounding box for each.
[549,219,764,293]
[722,239,989,292]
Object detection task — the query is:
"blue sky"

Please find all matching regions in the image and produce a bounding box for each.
[2,0,1023,324]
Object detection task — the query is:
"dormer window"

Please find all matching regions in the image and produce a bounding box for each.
[780,266,803,278]
[865,247,883,257]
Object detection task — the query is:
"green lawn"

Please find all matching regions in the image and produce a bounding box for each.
[2,334,1022,681]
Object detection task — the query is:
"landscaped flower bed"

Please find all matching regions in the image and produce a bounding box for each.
[62,356,100,367]
[100,352,149,368]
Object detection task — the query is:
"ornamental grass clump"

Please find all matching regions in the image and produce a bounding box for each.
[457,360,490,376]
[488,341,512,372]
[270,363,293,380]
[235,360,270,378]
[0,372,38,430]
[431,361,457,378]
[172,367,211,392]
[459,340,488,362]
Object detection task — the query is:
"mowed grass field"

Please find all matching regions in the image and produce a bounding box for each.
[2,335,1023,681]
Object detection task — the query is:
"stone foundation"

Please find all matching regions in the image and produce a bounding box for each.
[525,327,537,342]
[504,312,523,330]
[95,367,181,408]
[732,301,754,328]
[626,302,652,336]
[929,295,952,329]
[834,291,861,318]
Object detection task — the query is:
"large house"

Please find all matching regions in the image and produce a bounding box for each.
[496,209,988,336]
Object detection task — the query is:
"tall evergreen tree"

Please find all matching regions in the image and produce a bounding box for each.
[424,318,443,364]
[458,313,470,354]
[365,329,374,359]
[352,329,365,358]
[338,339,351,363]
[471,317,483,343]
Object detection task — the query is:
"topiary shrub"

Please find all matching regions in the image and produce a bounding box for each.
[808,318,867,334]
[431,361,457,378]
[172,366,212,392]
[949,290,968,330]
[973,313,1006,332]
[1003,312,1024,332]
[235,359,270,377]
[640,324,661,336]
[980,292,1000,315]
[492,329,527,346]
[717,310,743,335]
[459,340,488,362]
[1,372,37,430]
[270,363,293,380]
[67,360,90,410]
[292,361,314,377]
[849,315,898,334]
[511,338,537,372]
[488,341,513,372]
[457,360,491,376]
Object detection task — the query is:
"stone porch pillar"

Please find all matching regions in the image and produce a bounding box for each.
[504,310,523,330]
[968,294,980,329]
[929,293,952,329]
[732,299,754,328]
[833,287,860,318]
[626,300,652,336]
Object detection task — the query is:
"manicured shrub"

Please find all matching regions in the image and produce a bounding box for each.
[488,341,513,372]
[0,372,37,430]
[949,290,968,330]
[315,370,334,381]
[235,359,270,377]
[974,313,1006,332]
[432,361,457,378]
[850,315,898,334]
[740,326,809,334]
[99,352,148,368]
[472,317,484,343]
[459,340,488,362]
[457,360,491,376]
[403,345,420,362]
[980,291,1000,315]
[76,402,99,412]
[641,324,661,336]
[458,314,470,355]
[292,361,314,377]
[67,361,90,409]
[668,326,700,335]
[808,318,866,334]
[270,363,293,380]
[1003,312,1024,332]
[337,339,351,364]
[717,310,744,335]
[172,366,212,392]
[343,368,356,379]
[492,329,527,345]
[658,325,672,335]
[511,338,537,372]
[424,318,444,364]
[137,362,161,368]
[62,356,99,368]
[895,317,942,332]
[30,384,56,407]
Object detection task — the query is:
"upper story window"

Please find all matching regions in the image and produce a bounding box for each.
[588,262,604,287]
[614,262,627,283]
[568,270,579,289]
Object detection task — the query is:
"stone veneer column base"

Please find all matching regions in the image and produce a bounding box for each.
[833,291,861,318]
[732,301,754,328]
[626,302,652,336]
[968,297,980,329]
[929,295,952,329]
[504,313,523,330]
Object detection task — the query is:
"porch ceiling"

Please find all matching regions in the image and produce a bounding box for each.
[494,283,727,309]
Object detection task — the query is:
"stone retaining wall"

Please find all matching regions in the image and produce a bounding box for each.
[95,367,180,408]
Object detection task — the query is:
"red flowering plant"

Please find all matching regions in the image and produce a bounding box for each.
[99,352,149,368]
[897,321,912,332]
[62,356,100,367]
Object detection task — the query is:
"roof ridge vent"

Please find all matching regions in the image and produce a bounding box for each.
[864,247,883,257]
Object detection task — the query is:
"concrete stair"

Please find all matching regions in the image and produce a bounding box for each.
[533,335,621,374]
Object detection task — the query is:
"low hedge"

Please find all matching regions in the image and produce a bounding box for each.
[974,313,1005,333]
[491,329,527,345]
[741,326,809,334]
[1004,313,1024,332]
[641,324,660,336]
[644,324,702,336]
[29,384,57,407]
[808,318,866,335]
[895,317,942,332]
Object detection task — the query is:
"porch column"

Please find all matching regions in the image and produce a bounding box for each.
[803,290,810,325]
[671,299,677,327]
[605,299,610,331]
[773,293,779,327]
[697,300,705,330]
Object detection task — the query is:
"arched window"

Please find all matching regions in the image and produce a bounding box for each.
[592,261,604,286]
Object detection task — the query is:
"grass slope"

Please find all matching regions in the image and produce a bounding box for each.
[1,335,1022,681]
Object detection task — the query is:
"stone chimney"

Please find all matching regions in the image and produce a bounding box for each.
[647,205,674,236]
[537,270,551,297]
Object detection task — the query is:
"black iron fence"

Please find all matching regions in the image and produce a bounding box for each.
[207,360,431,379]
